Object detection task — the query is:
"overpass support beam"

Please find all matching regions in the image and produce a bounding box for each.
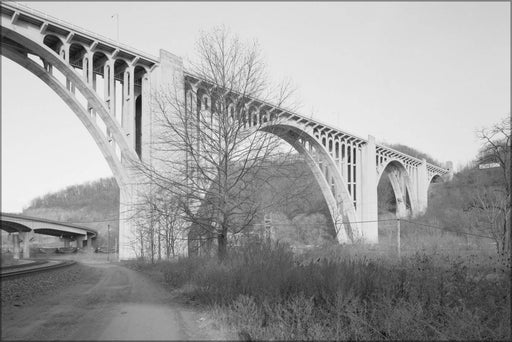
[76,236,84,249]
[11,234,20,260]
[21,231,31,259]
[360,135,378,243]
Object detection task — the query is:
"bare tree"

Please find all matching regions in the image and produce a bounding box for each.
[139,26,298,260]
[152,191,185,259]
[472,115,511,262]
[467,187,508,257]
[477,115,511,194]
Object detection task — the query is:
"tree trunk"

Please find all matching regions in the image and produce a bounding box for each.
[158,226,162,261]
[217,232,227,261]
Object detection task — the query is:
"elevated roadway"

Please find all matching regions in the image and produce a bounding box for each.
[1,212,97,259]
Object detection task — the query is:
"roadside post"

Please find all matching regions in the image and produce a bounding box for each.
[107,224,110,262]
[397,218,401,260]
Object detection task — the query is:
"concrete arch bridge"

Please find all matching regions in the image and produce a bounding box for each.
[0,2,451,259]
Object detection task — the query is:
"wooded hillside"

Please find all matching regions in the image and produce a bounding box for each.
[23,178,119,246]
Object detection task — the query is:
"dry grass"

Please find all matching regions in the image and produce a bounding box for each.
[129,239,510,340]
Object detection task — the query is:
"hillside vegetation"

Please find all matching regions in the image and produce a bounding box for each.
[385,143,444,166]
[22,160,333,249]
[23,178,119,246]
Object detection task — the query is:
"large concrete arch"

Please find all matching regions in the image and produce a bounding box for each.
[376,158,417,217]
[1,46,128,184]
[429,173,443,184]
[1,25,139,186]
[260,122,360,242]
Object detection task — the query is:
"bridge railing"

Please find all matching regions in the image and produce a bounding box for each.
[184,72,368,145]
[3,2,159,63]
[185,72,450,173]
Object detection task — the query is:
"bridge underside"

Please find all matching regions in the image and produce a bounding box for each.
[1,221,32,233]
[1,215,97,259]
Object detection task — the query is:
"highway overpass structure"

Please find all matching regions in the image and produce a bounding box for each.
[1,212,97,259]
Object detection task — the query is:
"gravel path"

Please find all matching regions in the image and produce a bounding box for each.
[1,260,234,340]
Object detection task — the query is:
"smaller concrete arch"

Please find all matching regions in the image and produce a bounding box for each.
[377,159,417,217]
[246,105,257,127]
[429,173,443,184]
[42,34,63,55]
[68,42,87,68]
[196,88,210,111]
[92,51,109,74]
[320,133,327,148]
[334,140,340,159]
[133,63,150,75]
[133,65,148,92]
[377,157,406,181]
[269,110,278,122]
[227,102,236,122]
[113,59,129,81]
[185,87,196,113]
[251,107,259,126]
[260,108,268,124]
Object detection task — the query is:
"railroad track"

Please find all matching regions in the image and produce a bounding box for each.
[0,259,76,279]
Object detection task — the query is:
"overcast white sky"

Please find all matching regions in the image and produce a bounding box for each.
[1,1,510,213]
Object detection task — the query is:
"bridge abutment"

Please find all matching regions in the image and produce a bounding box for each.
[118,49,188,261]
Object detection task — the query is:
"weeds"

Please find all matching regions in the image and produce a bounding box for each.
[138,240,510,340]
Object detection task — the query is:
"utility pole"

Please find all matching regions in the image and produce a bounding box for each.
[111,13,119,42]
[107,224,111,262]
[397,218,401,260]
[508,112,512,337]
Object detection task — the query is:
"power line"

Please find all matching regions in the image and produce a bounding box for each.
[400,219,494,240]
[64,215,495,241]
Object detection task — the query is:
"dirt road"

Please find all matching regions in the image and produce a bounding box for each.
[1,262,232,340]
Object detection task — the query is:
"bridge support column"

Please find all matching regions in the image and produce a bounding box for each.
[86,234,94,251]
[119,179,138,260]
[76,236,84,249]
[416,158,428,215]
[21,231,31,259]
[63,239,70,247]
[11,234,20,260]
[360,135,378,243]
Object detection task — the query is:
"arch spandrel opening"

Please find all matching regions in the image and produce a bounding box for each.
[135,95,142,159]
[42,35,63,55]
[113,59,129,126]
[92,51,109,98]
[377,160,414,219]
[133,65,147,160]
[428,174,444,202]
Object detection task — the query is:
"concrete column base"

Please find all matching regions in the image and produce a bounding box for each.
[12,234,20,260]
[22,232,31,259]
[76,236,84,249]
